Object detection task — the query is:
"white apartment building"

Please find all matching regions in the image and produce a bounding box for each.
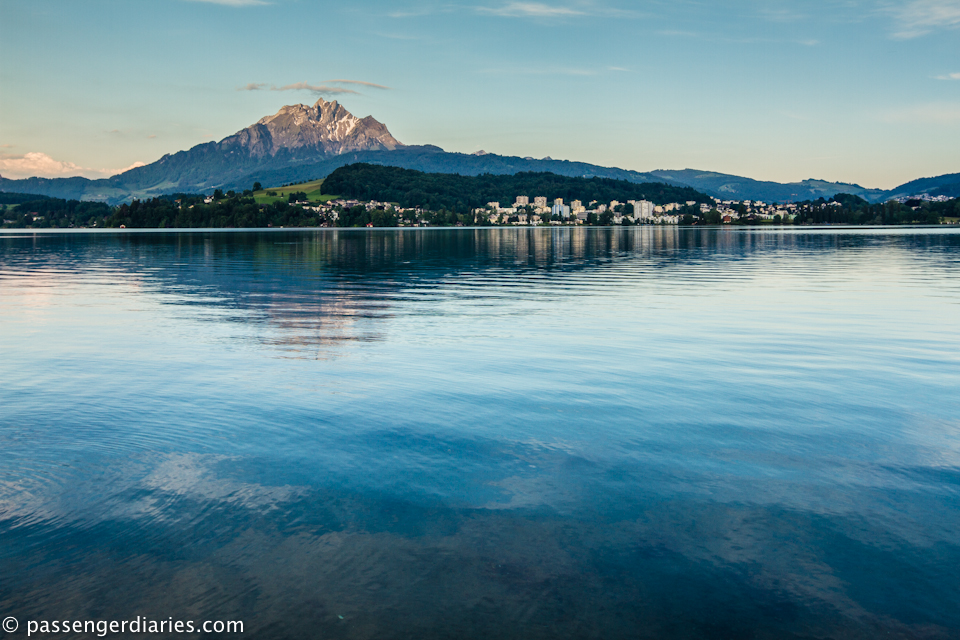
[533,196,548,208]
[552,201,571,219]
[633,200,655,220]
[514,196,529,207]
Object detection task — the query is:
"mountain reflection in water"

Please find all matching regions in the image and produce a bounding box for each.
[1,227,959,639]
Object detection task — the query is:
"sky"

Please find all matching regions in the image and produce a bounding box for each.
[0,0,958,189]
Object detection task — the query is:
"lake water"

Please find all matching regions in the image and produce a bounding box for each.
[1,227,959,639]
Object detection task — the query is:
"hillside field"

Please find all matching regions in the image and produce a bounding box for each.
[253,179,339,205]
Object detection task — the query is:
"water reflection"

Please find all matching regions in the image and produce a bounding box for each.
[1,227,959,638]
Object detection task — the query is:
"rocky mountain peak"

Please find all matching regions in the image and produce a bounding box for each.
[222,98,402,159]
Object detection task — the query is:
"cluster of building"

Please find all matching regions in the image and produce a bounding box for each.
[892,194,953,203]
[711,200,801,223]
[477,196,684,225]
[293,198,400,222]
[280,192,960,226]
[476,196,807,225]
[287,195,810,225]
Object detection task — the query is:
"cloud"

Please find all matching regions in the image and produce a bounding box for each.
[116,161,147,174]
[388,7,450,18]
[237,82,358,95]
[0,152,144,180]
[891,0,960,38]
[323,79,392,90]
[935,72,960,80]
[239,79,392,95]
[878,101,960,124]
[477,2,584,17]
[275,82,359,95]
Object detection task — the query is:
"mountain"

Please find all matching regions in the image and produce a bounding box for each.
[0,99,955,205]
[883,173,960,201]
[0,98,404,203]
[648,169,888,203]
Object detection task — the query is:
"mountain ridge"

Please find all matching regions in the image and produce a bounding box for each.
[1,100,956,204]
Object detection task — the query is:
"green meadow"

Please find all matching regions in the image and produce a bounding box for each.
[253,179,339,206]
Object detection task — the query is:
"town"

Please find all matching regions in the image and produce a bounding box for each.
[290,195,831,226]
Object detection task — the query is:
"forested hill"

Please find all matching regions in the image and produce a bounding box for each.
[321,164,712,213]
[0,192,52,205]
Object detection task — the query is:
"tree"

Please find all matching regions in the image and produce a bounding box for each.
[253,182,262,192]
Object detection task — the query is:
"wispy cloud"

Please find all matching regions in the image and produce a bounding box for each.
[935,72,960,80]
[238,79,391,95]
[878,101,960,124]
[891,0,960,38]
[276,82,359,94]
[183,0,269,6]
[238,82,358,95]
[323,79,392,89]
[391,1,641,20]
[0,152,145,180]
[477,2,584,17]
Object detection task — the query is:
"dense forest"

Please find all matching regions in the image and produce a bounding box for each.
[1,190,324,229]
[320,164,713,213]
[1,194,113,228]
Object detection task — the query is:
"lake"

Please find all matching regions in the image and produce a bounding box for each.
[1,227,958,639]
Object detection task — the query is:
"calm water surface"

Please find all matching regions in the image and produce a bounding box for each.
[1,227,959,639]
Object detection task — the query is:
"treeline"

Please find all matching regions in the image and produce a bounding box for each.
[1,191,326,229]
[791,194,956,225]
[104,194,321,228]
[0,192,53,205]
[1,195,113,228]
[321,164,712,213]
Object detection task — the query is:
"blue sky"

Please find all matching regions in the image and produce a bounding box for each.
[0,0,958,188]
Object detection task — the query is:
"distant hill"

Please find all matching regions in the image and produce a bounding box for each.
[0,98,955,205]
[648,169,888,203]
[321,164,712,213]
[884,173,960,201]
[0,192,52,205]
